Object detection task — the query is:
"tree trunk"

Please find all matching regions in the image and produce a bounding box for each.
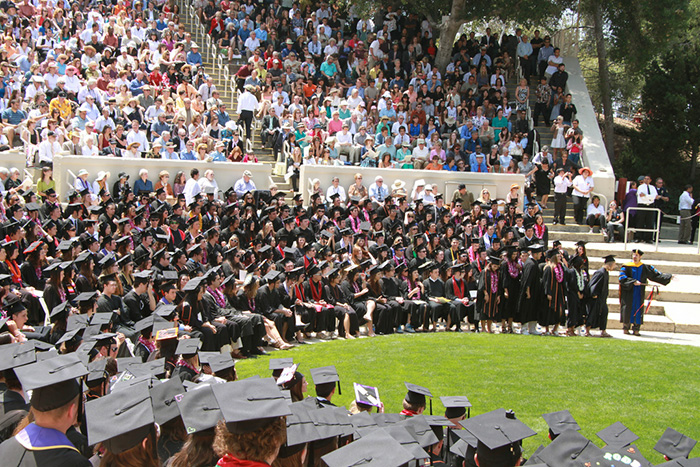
[591,0,616,163]
[691,146,698,181]
[434,0,466,73]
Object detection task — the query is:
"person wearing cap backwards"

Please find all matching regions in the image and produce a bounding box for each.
[585,254,616,338]
[0,354,91,466]
[618,249,672,336]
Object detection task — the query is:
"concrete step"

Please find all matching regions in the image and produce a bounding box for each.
[570,244,700,263]
[607,313,676,333]
[548,230,606,242]
[607,285,700,304]
[607,298,664,316]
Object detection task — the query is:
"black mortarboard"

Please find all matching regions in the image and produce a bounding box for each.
[310,365,341,395]
[90,312,114,326]
[631,249,644,256]
[53,329,81,346]
[440,396,471,419]
[603,254,616,263]
[154,304,177,318]
[460,409,536,464]
[322,429,414,467]
[150,378,185,425]
[538,430,604,467]
[49,301,72,321]
[182,276,203,291]
[0,342,36,371]
[211,377,291,434]
[372,425,430,461]
[175,338,201,356]
[575,240,587,247]
[2,293,25,315]
[207,353,236,375]
[269,358,294,371]
[400,415,441,448]
[74,291,98,303]
[177,383,222,434]
[85,380,154,454]
[404,382,432,413]
[597,422,639,447]
[66,314,89,332]
[654,427,697,460]
[542,409,580,438]
[14,353,88,411]
[263,270,281,283]
[86,359,108,387]
[98,253,117,267]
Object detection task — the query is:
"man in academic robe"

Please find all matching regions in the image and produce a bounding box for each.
[586,254,615,338]
[539,249,567,336]
[618,249,672,336]
[422,262,453,332]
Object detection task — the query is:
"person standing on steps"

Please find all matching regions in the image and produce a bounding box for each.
[586,254,615,338]
[552,167,572,225]
[571,167,594,225]
[635,175,658,244]
[678,184,695,244]
[236,84,259,142]
[618,249,672,336]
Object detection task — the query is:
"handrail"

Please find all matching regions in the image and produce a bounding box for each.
[624,206,661,252]
[66,168,77,192]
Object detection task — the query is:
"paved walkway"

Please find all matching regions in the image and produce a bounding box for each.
[604,329,700,347]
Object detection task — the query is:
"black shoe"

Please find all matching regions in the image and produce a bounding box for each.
[678,241,689,244]
[251,347,268,356]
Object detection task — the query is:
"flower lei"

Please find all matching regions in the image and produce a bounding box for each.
[489,270,499,294]
[138,335,156,353]
[575,269,585,292]
[507,260,520,279]
[554,263,564,283]
[207,286,227,308]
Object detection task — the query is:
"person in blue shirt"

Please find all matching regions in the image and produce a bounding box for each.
[180,141,197,161]
[210,142,227,161]
[129,71,146,97]
[470,152,488,173]
[464,130,482,155]
[186,44,203,66]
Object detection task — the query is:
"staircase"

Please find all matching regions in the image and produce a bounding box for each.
[179,10,294,201]
[544,199,700,334]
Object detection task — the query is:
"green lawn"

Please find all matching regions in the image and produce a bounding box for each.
[236,334,700,464]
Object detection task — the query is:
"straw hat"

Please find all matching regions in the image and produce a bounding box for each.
[392,180,406,191]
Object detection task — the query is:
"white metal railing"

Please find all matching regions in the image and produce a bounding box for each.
[624,206,661,252]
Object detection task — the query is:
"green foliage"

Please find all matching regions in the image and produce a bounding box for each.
[237,333,700,464]
[623,36,700,191]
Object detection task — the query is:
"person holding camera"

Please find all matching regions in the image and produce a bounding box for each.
[605,201,625,243]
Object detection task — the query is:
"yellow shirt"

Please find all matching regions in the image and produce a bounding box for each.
[49,98,73,120]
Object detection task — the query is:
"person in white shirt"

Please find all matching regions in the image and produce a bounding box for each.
[635,175,658,243]
[412,139,429,170]
[236,85,259,140]
[325,177,347,203]
[571,167,594,225]
[552,167,572,225]
[126,120,149,154]
[183,168,202,206]
[94,109,116,133]
[585,195,606,233]
[244,32,261,56]
[37,131,61,166]
[678,185,695,244]
[335,124,355,163]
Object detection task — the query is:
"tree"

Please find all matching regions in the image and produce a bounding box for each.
[335,0,573,72]
[578,0,688,163]
[621,44,700,194]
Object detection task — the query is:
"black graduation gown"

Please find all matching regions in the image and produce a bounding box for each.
[0,425,91,467]
[500,261,521,321]
[423,277,452,324]
[341,279,369,324]
[366,281,393,334]
[19,263,45,291]
[0,390,29,414]
[303,279,335,333]
[517,257,542,323]
[445,277,468,326]
[586,267,610,330]
[324,283,354,336]
[477,268,502,321]
[540,264,567,327]
[565,267,588,328]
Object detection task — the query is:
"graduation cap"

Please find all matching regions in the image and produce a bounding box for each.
[55,328,83,347]
[98,253,117,268]
[538,429,604,467]
[182,276,204,292]
[369,425,430,462]
[603,254,616,263]
[211,377,291,434]
[85,359,109,388]
[90,312,114,326]
[263,270,282,283]
[175,338,201,356]
[74,291,98,304]
[588,448,659,467]
[542,409,580,439]
[269,357,294,377]
[404,382,432,414]
[23,240,43,255]
[85,379,154,454]
[14,353,88,412]
[654,427,697,460]
[460,409,536,465]
[154,304,177,319]
[66,313,89,332]
[278,403,330,459]
[321,429,414,467]
[597,421,639,448]
[310,365,341,395]
[354,382,381,408]
[207,353,235,375]
[400,415,442,449]
[3,293,25,315]
[0,342,36,371]
[150,378,185,425]
[440,396,472,420]
[177,383,223,434]
[49,301,72,322]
